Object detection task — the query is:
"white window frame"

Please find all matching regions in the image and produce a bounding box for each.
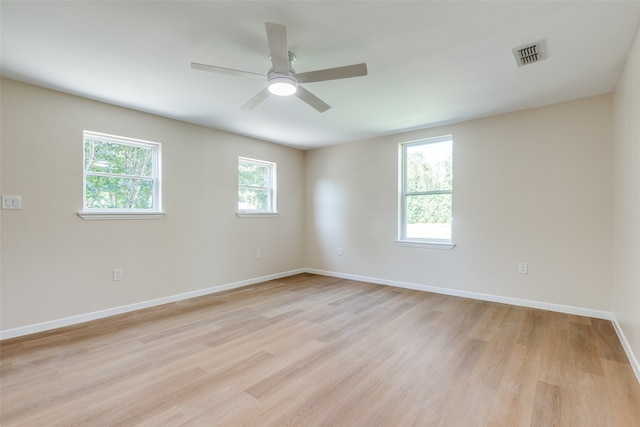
[78,131,164,221]
[236,157,278,218]
[397,135,455,249]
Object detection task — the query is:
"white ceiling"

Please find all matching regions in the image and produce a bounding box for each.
[2,1,639,150]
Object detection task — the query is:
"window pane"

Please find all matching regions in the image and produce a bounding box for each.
[84,138,154,177]
[85,176,154,209]
[406,141,452,192]
[239,161,269,186]
[406,194,451,240]
[238,187,269,211]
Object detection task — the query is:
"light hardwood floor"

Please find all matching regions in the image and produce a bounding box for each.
[1,273,639,426]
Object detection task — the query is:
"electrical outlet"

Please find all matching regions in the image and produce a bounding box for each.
[113,268,123,281]
[256,250,261,260]
[518,262,528,275]
[338,247,343,256]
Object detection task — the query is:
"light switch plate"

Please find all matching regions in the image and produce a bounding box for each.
[2,195,22,210]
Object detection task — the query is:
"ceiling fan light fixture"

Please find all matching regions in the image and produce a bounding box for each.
[267,74,298,96]
[193,23,366,111]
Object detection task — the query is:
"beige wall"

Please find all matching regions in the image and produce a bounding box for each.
[305,95,613,311]
[0,73,628,344]
[612,27,640,372]
[0,79,305,331]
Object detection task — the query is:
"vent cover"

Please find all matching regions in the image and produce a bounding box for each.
[513,40,546,67]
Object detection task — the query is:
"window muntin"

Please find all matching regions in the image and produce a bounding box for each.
[400,136,453,244]
[83,131,161,212]
[238,157,276,213]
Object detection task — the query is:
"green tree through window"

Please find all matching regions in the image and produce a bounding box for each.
[83,132,161,211]
[238,157,276,213]
[400,136,453,242]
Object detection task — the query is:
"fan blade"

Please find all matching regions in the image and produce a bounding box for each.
[296,86,331,112]
[191,62,265,79]
[297,63,368,83]
[241,88,271,110]
[265,22,289,74]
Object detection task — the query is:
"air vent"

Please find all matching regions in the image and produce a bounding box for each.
[513,40,546,67]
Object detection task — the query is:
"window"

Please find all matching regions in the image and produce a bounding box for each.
[237,157,277,215]
[399,136,453,248]
[81,131,162,217]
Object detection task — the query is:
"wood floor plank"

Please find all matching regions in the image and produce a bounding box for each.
[2,273,639,426]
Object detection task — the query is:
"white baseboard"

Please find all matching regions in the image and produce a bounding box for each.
[305,268,613,319]
[0,269,305,340]
[611,317,640,384]
[305,268,640,384]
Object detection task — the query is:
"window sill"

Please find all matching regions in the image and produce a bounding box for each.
[395,240,456,250]
[236,212,279,218]
[77,212,166,221]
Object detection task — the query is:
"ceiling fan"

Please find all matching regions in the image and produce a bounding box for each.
[191,22,368,113]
